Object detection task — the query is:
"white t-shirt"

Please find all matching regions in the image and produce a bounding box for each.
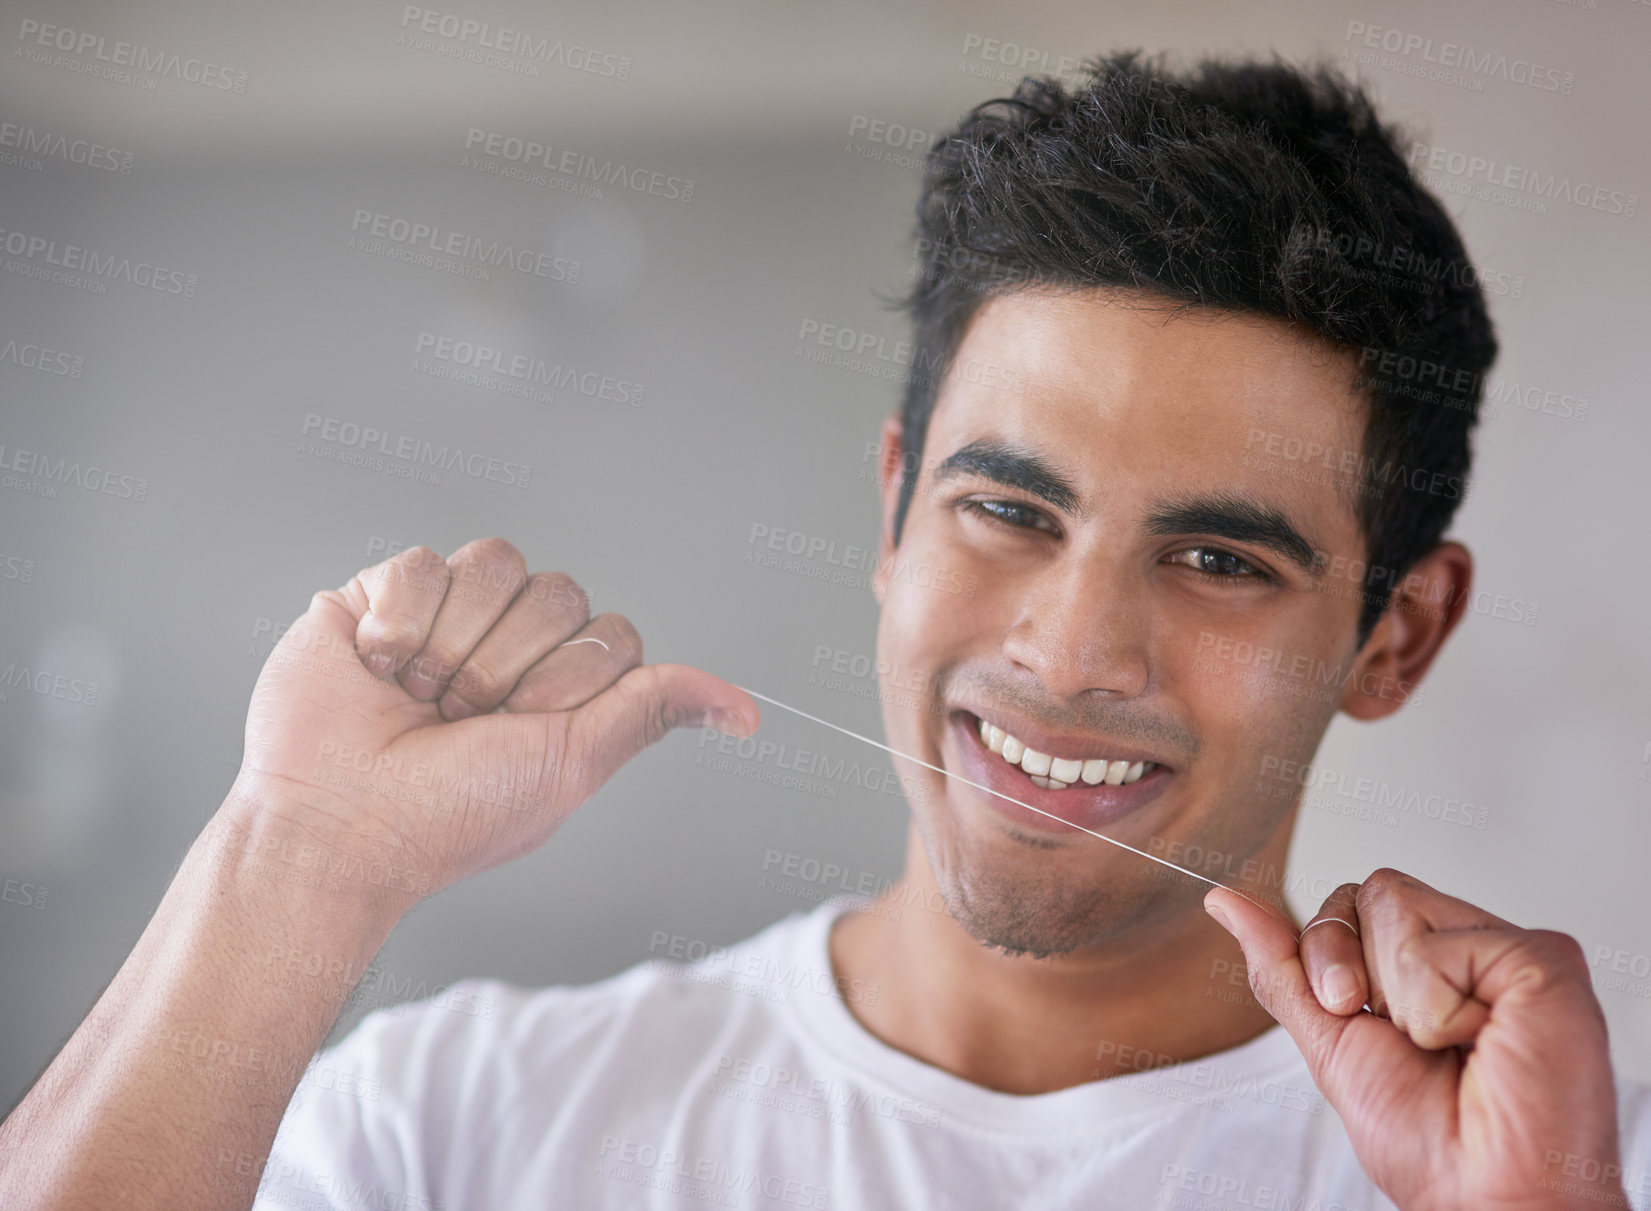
[250,896,1651,1211]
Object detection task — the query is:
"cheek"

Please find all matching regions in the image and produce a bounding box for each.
[879,525,962,647]
[1169,634,1344,800]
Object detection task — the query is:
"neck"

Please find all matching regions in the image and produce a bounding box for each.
[828,821,1297,1095]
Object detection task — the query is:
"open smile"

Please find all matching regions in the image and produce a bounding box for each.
[949,710,1174,833]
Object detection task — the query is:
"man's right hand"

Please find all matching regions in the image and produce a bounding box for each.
[230,537,759,911]
[0,538,756,1211]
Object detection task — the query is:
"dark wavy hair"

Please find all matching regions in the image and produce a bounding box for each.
[893,50,1498,644]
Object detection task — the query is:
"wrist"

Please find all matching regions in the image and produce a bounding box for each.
[209,775,428,929]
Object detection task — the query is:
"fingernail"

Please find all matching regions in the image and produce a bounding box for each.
[702,709,742,737]
[364,651,393,677]
[1322,964,1359,1007]
[1205,900,1234,934]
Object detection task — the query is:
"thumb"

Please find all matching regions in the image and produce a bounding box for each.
[564,662,759,797]
[1204,886,1351,1097]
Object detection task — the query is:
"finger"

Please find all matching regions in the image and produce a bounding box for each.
[1204,886,1354,1091]
[1376,928,1498,1050]
[399,538,526,701]
[436,572,593,720]
[563,663,759,800]
[1355,867,1515,1024]
[498,614,643,714]
[1299,883,1368,1015]
[351,546,452,679]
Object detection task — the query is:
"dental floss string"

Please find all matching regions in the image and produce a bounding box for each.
[732,685,1285,923]
[551,633,1287,924]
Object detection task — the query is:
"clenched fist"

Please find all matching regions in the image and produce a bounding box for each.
[1207,871,1628,1210]
[226,538,758,911]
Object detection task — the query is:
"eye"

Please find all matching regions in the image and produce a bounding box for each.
[962,498,1059,535]
[1167,546,1275,584]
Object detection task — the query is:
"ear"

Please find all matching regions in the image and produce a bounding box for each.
[871,414,906,605]
[1339,541,1472,721]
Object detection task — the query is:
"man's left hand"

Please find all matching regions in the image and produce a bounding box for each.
[1206,869,1627,1210]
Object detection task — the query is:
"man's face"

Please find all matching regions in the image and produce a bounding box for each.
[875,287,1375,958]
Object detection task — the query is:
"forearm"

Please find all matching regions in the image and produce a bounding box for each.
[0,787,408,1210]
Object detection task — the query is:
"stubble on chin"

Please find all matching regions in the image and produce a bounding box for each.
[914,807,1164,961]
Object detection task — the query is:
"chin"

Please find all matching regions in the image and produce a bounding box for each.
[912,801,1173,960]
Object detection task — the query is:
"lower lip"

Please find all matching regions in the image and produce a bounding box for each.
[948,712,1173,835]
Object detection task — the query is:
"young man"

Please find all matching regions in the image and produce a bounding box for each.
[3,51,1646,1211]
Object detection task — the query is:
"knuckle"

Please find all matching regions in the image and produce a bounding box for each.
[593,613,644,665]
[399,544,445,567]
[411,647,464,683]
[526,572,590,621]
[449,660,504,704]
[1393,935,1427,971]
[1356,867,1409,910]
[364,617,428,656]
[1528,930,1589,977]
[449,536,525,573]
[377,546,449,595]
[630,668,676,746]
[646,697,675,747]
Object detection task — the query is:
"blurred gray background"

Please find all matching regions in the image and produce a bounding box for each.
[2,0,1648,1113]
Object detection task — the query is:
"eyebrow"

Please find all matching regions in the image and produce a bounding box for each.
[933,440,1082,515]
[933,440,1324,576]
[1145,493,1324,576]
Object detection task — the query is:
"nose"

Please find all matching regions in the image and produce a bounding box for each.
[999,552,1150,700]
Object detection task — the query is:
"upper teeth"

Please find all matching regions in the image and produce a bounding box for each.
[978,718,1153,789]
